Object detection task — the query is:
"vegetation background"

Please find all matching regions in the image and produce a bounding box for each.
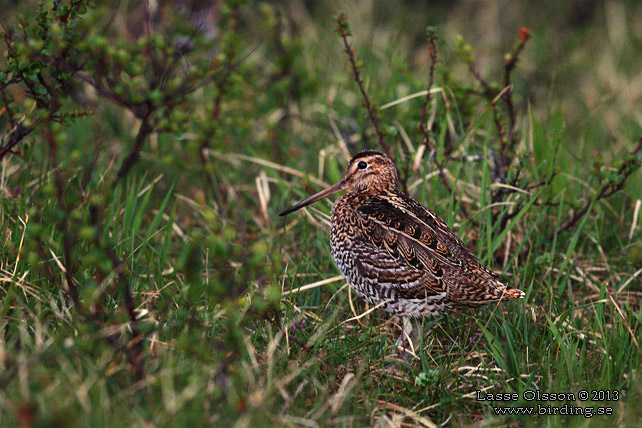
[2,0,642,426]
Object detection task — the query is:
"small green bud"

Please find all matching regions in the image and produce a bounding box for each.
[79,226,96,241]
[116,49,130,64]
[94,35,107,49]
[89,193,105,206]
[42,182,55,196]
[27,251,39,265]
[265,285,281,305]
[148,90,163,106]
[70,209,83,221]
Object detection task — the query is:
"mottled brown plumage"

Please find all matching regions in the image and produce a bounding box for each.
[280,150,524,317]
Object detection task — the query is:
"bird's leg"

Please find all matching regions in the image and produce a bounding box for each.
[395,317,415,355]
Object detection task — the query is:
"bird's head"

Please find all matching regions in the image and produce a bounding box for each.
[279,150,398,216]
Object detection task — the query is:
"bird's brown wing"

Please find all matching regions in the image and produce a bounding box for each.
[355,194,504,301]
[396,192,507,286]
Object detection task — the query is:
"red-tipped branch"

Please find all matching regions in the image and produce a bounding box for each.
[502,27,530,149]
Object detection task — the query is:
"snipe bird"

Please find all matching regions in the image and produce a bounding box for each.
[280,150,524,318]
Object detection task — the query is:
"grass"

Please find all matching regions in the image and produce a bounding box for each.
[2,1,642,427]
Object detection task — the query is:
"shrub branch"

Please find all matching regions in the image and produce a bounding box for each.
[46,123,145,380]
[418,29,469,217]
[555,138,642,236]
[335,12,390,157]
[199,6,241,164]
[116,109,153,181]
[503,27,530,149]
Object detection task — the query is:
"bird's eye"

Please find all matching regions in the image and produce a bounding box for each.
[358,161,367,170]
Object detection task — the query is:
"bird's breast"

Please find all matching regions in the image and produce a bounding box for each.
[330,198,362,276]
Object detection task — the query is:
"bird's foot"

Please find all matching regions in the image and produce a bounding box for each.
[395,317,419,359]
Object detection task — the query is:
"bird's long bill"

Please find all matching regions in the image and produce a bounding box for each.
[279,179,346,216]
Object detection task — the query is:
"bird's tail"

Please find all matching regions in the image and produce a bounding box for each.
[502,287,525,299]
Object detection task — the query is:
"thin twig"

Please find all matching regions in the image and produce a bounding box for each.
[198,7,240,165]
[116,109,153,181]
[416,31,469,218]
[503,27,530,149]
[46,124,146,379]
[555,138,642,235]
[466,62,492,97]
[0,123,37,159]
[45,126,80,307]
[419,30,438,155]
[490,108,509,197]
[111,250,145,380]
[457,29,531,230]
[335,12,390,156]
